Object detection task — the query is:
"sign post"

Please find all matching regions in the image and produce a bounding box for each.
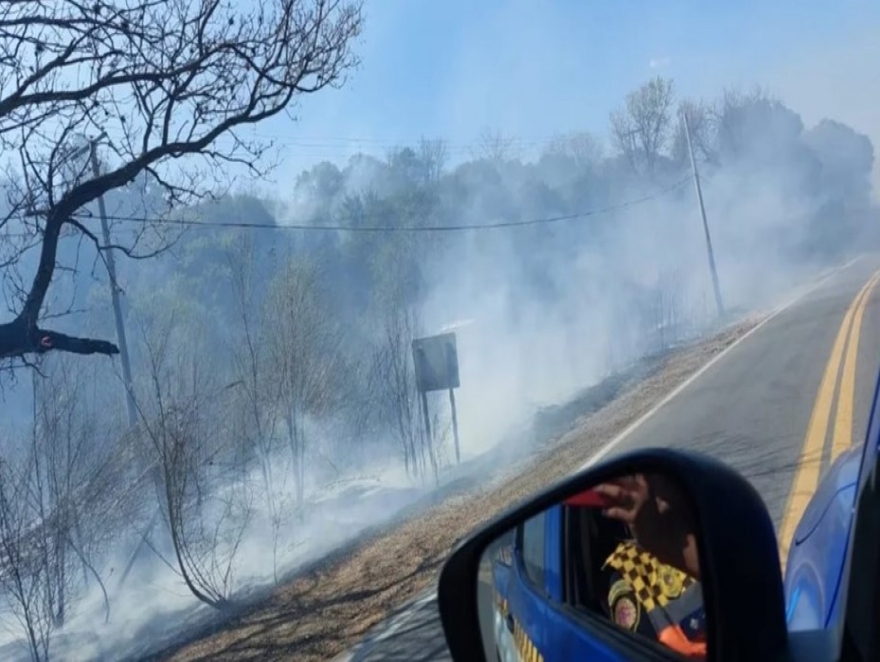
[412,332,461,463]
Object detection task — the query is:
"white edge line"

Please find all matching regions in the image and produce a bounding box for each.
[578,255,863,472]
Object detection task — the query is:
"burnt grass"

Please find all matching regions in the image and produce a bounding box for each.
[118,317,760,662]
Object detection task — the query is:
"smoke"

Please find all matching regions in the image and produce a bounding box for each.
[0,107,875,660]
[412,165,829,458]
[761,22,880,200]
[1,5,879,659]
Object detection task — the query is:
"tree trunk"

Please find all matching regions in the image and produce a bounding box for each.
[285,412,305,512]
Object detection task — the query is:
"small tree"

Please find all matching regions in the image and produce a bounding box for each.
[0,455,54,662]
[369,288,440,483]
[28,362,112,631]
[138,311,253,610]
[474,127,520,164]
[264,254,341,509]
[224,235,281,518]
[418,138,449,184]
[0,360,118,661]
[370,300,420,478]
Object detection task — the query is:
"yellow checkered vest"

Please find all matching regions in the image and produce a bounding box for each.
[603,539,706,649]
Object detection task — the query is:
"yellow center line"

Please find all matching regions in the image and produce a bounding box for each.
[778,269,880,566]
[831,271,880,464]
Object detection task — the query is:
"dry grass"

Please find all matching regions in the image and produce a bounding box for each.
[154,318,761,662]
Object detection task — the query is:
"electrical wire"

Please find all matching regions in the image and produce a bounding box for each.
[57,176,692,234]
[0,177,690,242]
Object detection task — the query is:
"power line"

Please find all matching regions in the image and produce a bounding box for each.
[202,133,597,162]
[212,130,596,150]
[0,177,690,240]
[72,177,691,234]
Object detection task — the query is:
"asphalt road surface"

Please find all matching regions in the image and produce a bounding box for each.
[340,255,880,662]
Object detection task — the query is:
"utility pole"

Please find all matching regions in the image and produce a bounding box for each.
[89,140,138,426]
[684,113,724,317]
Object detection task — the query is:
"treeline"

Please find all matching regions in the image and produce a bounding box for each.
[0,77,875,659]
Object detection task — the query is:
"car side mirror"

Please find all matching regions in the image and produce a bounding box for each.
[436,448,789,661]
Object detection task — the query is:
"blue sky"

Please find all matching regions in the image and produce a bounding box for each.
[242,1,880,194]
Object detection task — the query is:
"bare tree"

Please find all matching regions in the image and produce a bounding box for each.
[0,0,363,364]
[610,77,676,175]
[0,359,121,661]
[0,455,54,662]
[474,127,520,164]
[369,290,439,483]
[264,254,341,510]
[138,314,253,610]
[224,235,280,517]
[542,132,604,172]
[370,303,419,479]
[671,100,716,168]
[29,362,116,631]
[224,235,300,582]
[418,137,448,184]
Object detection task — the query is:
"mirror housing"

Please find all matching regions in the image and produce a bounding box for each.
[437,448,788,661]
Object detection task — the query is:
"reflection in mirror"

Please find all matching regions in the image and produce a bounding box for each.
[478,472,707,662]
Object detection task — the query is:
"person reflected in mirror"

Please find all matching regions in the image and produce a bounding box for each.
[593,474,707,659]
[595,473,700,579]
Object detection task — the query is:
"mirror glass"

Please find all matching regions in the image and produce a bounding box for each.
[478,472,707,661]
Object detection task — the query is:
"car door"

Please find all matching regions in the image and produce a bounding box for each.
[506,508,555,661]
[500,506,642,661]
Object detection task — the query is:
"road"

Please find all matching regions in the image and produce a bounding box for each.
[338,255,880,662]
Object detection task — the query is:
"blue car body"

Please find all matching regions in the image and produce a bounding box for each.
[784,366,880,632]
[492,506,624,662]
[783,445,861,631]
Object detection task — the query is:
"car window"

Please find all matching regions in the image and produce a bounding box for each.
[520,512,546,588]
[493,528,514,566]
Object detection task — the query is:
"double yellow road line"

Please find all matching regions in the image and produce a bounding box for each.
[778,269,880,567]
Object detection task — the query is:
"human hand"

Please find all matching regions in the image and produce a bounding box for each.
[594,473,700,579]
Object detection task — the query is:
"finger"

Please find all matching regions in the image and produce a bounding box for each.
[603,507,635,523]
[604,476,646,504]
[594,484,628,501]
[612,475,641,490]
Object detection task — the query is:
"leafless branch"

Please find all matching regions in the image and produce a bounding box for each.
[0,0,363,362]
